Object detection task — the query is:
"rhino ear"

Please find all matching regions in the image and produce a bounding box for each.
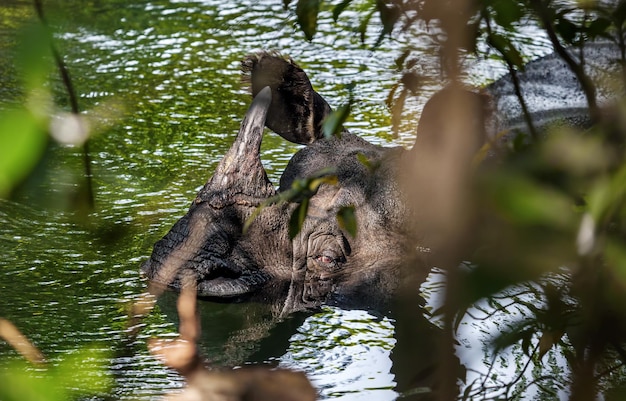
[242,51,332,145]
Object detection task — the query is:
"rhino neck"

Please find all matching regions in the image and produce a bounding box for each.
[196,86,277,208]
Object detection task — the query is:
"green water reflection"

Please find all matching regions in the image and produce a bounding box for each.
[0,0,411,399]
[0,0,564,399]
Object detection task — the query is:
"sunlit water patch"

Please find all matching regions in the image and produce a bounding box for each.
[279,307,397,400]
[423,268,573,400]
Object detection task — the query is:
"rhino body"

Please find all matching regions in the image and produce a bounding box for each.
[142,43,620,313]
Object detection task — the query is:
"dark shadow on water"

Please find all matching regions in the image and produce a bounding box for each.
[156,290,314,367]
[155,264,466,401]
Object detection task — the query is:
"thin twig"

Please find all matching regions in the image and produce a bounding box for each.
[0,318,46,365]
[484,14,539,141]
[529,0,601,124]
[33,0,95,209]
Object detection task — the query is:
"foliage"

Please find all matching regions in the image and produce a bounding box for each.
[0,346,112,401]
[0,22,51,198]
[243,167,342,239]
[286,0,626,400]
[2,0,626,400]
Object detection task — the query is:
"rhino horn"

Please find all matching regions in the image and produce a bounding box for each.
[197,86,277,206]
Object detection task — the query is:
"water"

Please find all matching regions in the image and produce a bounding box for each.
[0,0,561,399]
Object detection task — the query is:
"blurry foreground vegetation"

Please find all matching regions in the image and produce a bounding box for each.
[287,0,626,399]
[2,0,626,400]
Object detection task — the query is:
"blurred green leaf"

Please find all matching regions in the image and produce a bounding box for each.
[376,0,399,36]
[486,173,575,228]
[296,0,321,41]
[390,88,406,137]
[54,346,112,398]
[487,32,525,70]
[16,22,53,92]
[542,128,611,175]
[332,0,353,21]
[0,108,48,198]
[0,346,111,401]
[336,205,357,237]
[587,164,626,223]
[356,152,381,172]
[490,0,524,29]
[585,17,611,39]
[358,9,375,43]
[289,197,309,239]
[243,168,337,234]
[322,103,351,138]
[555,16,578,44]
[538,329,563,359]
[490,320,535,353]
[395,49,410,71]
[400,71,421,95]
[613,1,626,25]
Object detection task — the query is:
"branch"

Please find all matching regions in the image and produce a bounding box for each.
[33,0,94,209]
[0,318,46,365]
[484,14,539,141]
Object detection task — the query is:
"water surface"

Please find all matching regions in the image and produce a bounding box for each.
[0,0,559,399]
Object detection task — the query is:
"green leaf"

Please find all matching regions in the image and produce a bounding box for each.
[395,49,410,70]
[585,17,611,39]
[487,32,525,70]
[358,9,375,43]
[486,173,575,228]
[244,168,337,235]
[296,0,321,41]
[332,0,353,21]
[538,330,562,359]
[490,0,524,30]
[356,152,380,172]
[336,205,357,237]
[461,383,474,401]
[376,0,399,35]
[490,322,536,353]
[0,346,111,401]
[16,22,53,92]
[613,1,626,25]
[322,103,351,138]
[555,16,578,44]
[390,88,406,138]
[308,174,338,192]
[400,71,421,94]
[0,108,48,198]
[289,197,309,239]
[605,238,626,286]
[54,346,112,398]
[372,0,399,48]
[521,329,533,356]
[587,163,626,223]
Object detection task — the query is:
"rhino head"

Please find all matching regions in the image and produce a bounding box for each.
[141,52,481,313]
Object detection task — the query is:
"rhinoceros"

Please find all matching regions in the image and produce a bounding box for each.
[141,43,619,313]
[140,52,453,312]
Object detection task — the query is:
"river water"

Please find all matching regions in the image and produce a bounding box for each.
[0,0,562,399]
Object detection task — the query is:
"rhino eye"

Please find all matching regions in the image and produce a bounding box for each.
[314,252,344,269]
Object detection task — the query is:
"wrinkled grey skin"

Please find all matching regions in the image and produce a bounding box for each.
[141,54,422,313]
[487,41,621,137]
[142,44,620,314]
